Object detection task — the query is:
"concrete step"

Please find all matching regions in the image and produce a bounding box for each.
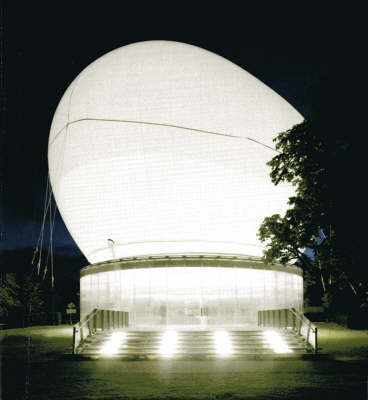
[79,329,310,358]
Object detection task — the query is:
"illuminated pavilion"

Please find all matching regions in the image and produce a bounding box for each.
[48,41,303,331]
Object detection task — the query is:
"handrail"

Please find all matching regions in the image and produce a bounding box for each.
[289,308,318,352]
[72,309,129,354]
[77,308,98,330]
[258,308,318,353]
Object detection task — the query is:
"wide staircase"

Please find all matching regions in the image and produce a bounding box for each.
[80,329,309,358]
[72,309,317,359]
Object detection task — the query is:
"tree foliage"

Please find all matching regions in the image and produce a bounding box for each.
[258,75,367,315]
[21,274,46,325]
[0,271,48,325]
[0,273,20,317]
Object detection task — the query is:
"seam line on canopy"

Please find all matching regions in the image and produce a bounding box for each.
[50,117,278,152]
[86,239,263,259]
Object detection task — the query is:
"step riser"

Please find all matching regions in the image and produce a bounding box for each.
[80,330,309,356]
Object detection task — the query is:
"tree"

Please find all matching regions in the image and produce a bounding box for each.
[21,274,46,326]
[0,273,20,318]
[258,75,367,325]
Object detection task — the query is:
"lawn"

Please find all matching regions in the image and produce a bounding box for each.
[0,325,73,361]
[1,323,368,400]
[316,322,368,359]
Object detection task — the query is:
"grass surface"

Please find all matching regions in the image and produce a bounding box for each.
[316,322,368,359]
[0,325,73,361]
[1,323,368,399]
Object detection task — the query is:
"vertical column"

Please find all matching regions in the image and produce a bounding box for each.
[93,311,97,333]
[107,310,111,330]
[280,309,286,328]
[103,309,107,331]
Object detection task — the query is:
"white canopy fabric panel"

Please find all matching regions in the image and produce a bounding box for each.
[48,41,303,264]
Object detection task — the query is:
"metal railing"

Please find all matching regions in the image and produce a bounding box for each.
[72,309,129,354]
[258,308,318,353]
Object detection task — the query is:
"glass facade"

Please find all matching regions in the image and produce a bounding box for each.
[80,258,303,328]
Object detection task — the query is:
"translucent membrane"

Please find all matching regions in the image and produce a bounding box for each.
[48,41,302,264]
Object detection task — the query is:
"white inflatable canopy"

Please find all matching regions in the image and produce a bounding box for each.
[48,41,302,264]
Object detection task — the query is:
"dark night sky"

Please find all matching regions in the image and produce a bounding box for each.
[1,3,362,268]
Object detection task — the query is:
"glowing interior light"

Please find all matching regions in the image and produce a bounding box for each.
[100,331,127,356]
[214,331,233,356]
[159,330,178,357]
[263,330,292,354]
[80,265,304,324]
